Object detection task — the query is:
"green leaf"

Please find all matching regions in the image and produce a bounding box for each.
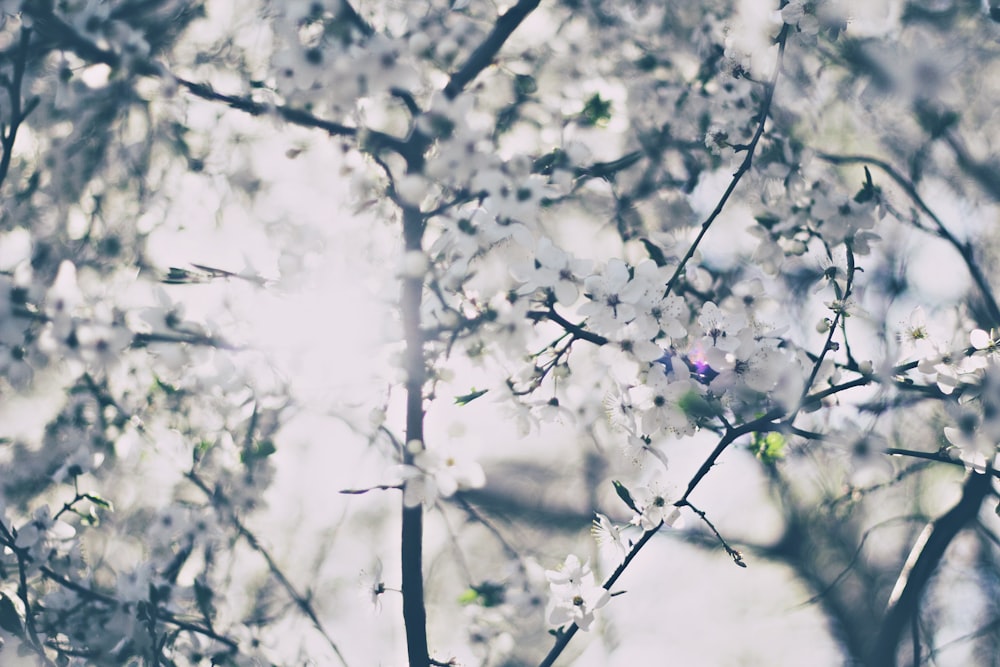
[677,390,718,421]
[613,480,639,513]
[459,581,506,607]
[241,439,277,465]
[457,588,479,605]
[750,431,786,464]
[454,388,488,406]
[640,238,668,267]
[193,439,213,463]
[86,494,114,510]
[0,594,24,638]
[579,93,613,127]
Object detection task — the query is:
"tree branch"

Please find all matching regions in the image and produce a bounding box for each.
[869,471,993,666]
[185,471,350,667]
[663,23,790,298]
[400,204,430,667]
[537,521,663,667]
[818,151,1000,326]
[443,0,541,100]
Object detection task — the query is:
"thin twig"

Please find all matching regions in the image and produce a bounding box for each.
[663,23,791,299]
[870,472,993,665]
[676,499,747,567]
[537,522,663,667]
[185,471,351,667]
[818,152,1000,326]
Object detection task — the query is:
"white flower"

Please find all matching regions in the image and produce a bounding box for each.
[944,402,1000,473]
[359,558,387,614]
[621,432,669,472]
[579,258,637,335]
[511,237,593,306]
[591,513,627,562]
[633,361,700,436]
[971,328,999,362]
[629,481,684,531]
[697,301,746,355]
[544,554,610,631]
[896,307,934,359]
[398,446,486,508]
[710,329,785,394]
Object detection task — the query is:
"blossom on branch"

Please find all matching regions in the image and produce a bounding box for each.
[544,554,610,631]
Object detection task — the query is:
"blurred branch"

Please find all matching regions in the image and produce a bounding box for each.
[20,3,408,155]
[886,448,1000,478]
[792,515,926,609]
[399,203,430,667]
[663,22,790,299]
[869,471,993,666]
[818,151,1000,326]
[185,471,350,667]
[337,0,375,37]
[827,461,934,510]
[0,28,38,190]
[443,0,541,100]
[943,131,1000,201]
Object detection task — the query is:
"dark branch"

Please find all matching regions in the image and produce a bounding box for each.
[818,152,1000,326]
[443,0,541,99]
[869,472,993,666]
[663,23,790,298]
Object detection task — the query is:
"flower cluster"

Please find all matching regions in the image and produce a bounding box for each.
[544,554,610,632]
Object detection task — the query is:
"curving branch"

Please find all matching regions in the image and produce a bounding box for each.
[818,151,1000,326]
[185,471,351,667]
[0,28,38,190]
[443,0,542,100]
[663,23,791,299]
[869,471,994,666]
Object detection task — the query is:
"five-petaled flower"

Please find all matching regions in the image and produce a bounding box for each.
[544,554,611,631]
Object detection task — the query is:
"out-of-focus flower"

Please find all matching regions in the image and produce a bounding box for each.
[397,442,486,508]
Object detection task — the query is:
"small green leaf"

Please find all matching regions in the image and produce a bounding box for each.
[193,439,213,463]
[194,579,215,620]
[241,439,277,465]
[473,581,505,607]
[459,581,505,607]
[750,431,786,464]
[0,594,24,638]
[677,390,718,421]
[579,93,613,127]
[613,480,639,513]
[454,388,488,406]
[640,238,668,267]
[86,494,114,510]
